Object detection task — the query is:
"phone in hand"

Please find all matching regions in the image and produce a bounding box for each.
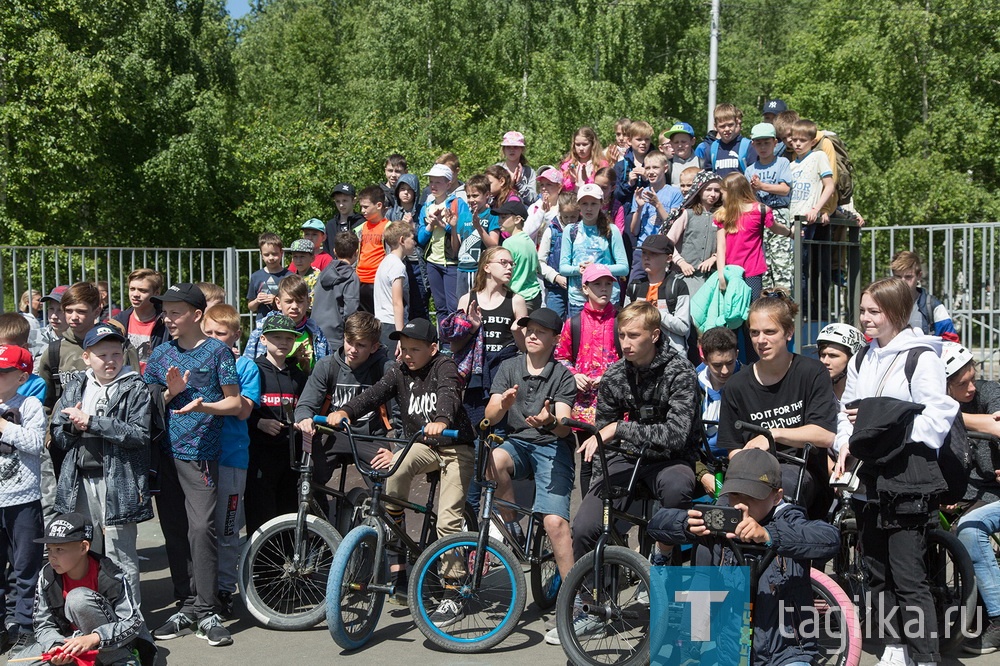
[693,504,743,535]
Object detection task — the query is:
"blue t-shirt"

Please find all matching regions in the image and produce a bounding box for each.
[247,267,291,325]
[745,157,793,209]
[144,337,240,461]
[18,374,46,403]
[634,184,684,244]
[219,356,262,470]
[457,211,501,273]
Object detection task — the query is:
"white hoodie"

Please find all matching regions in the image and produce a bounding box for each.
[835,327,958,455]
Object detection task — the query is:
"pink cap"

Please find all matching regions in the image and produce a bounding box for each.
[582,264,614,284]
[537,167,562,184]
[501,131,526,147]
[577,183,603,202]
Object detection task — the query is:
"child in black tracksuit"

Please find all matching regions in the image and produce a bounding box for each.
[245,315,308,534]
[648,449,839,666]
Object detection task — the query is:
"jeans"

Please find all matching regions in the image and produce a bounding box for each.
[426,262,457,333]
[0,501,43,632]
[957,500,1000,617]
[406,259,429,321]
[544,285,568,318]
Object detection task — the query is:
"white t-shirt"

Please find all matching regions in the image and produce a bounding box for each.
[789,150,833,218]
[374,253,408,325]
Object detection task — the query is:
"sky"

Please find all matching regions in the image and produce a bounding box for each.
[227,0,251,18]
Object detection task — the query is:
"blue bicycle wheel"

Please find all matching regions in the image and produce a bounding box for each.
[326,525,387,650]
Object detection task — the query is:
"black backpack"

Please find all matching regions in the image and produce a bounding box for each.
[625,274,701,367]
[854,346,971,503]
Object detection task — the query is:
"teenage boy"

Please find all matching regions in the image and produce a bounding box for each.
[242,275,330,370]
[890,250,960,342]
[201,304,260,616]
[623,235,691,356]
[312,231,361,353]
[666,122,702,188]
[144,283,241,647]
[293,218,333,272]
[113,268,168,370]
[710,104,758,177]
[49,324,152,607]
[0,344,46,655]
[693,326,739,494]
[355,186,391,314]
[614,120,655,218]
[245,315,309,535]
[457,174,501,299]
[374,222,415,352]
[418,164,472,329]
[196,282,225,310]
[762,98,788,123]
[485,308,577,588]
[325,183,364,251]
[628,152,684,280]
[387,174,427,320]
[548,301,700,645]
[327,319,475,625]
[246,233,290,326]
[24,513,156,666]
[497,200,542,311]
[287,239,318,304]
[745,123,794,290]
[0,313,47,402]
[382,153,408,209]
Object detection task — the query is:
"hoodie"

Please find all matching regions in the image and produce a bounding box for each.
[248,356,308,465]
[38,329,141,411]
[835,327,959,456]
[0,392,46,508]
[311,259,360,352]
[293,346,396,435]
[242,310,331,369]
[387,173,423,225]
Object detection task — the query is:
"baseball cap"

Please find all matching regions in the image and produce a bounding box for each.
[289,238,315,254]
[34,513,95,545]
[424,164,454,181]
[665,122,696,138]
[762,99,788,115]
[83,324,126,349]
[537,167,562,184]
[261,314,300,337]
[0,345,32,374]
[331,183,356,197]
[582,264,614,284]
[490,200,530,219]
[720,449,781,500]
[301,218,326,232]
[577,183,603,202]
[517,307,564,334]
[750,123,777,140]
[152,282,207,311]
[501,131,526,147]
[41,285,69,304]
[389,318,438,343]
[640,235,675,255]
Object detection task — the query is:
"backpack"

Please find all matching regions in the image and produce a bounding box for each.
[817,131,855,205]
[854,346,970,503]
[568,314,622,363]
[710,137,752,173]
[625,275,702,367]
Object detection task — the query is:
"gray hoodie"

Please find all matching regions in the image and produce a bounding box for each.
[311,259,360,352]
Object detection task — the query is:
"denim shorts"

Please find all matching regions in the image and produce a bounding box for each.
[497,437,576,520]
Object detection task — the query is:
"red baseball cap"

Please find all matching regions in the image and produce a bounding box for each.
[0,345,32,374]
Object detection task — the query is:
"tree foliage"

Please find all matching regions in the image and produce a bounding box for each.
[1,0,998,247]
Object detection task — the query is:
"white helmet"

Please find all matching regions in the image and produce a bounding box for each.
[816,323,865,355]
[941,341,975,378]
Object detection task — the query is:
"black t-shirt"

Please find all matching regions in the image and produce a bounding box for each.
[718,354,837,450]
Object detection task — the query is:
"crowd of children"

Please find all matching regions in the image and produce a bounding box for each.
[3,100,994,666]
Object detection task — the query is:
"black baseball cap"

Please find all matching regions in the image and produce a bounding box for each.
[331,183,356,197]
[35,513,95,544]
[517,308,564,334]
[389,318,438,343]
[762,99,788,115]
[152,282,207,311]
[641,235,675,255]
[41,285,69,303]
[83,324,127,349]
[490,201,530,219]
[720,449,781,500]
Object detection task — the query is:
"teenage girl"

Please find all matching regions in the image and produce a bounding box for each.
[497,131,536,204]
[485,164,522,207]
[560,127,607,193]
[667,171,722,294]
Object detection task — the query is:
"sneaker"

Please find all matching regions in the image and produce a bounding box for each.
[430,598,466,629]
[196,614,233,647]
[153,612,195,640]
[650,549,671,567]
[964,616,1000,654]
[217,591,234,619]
[876,645,909,666]
[544,608,605,645]
[8,629,34,657]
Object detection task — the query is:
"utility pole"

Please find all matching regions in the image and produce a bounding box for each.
[707,0,720,132]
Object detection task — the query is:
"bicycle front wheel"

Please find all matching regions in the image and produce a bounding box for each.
[530,525,560,611]
[555,546,650,666]
[326,525,388,650]
[409,532,526,652]
[810,567,862,666]
[927,528,977,653]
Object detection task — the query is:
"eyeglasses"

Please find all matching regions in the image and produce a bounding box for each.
[493,259,516,267]
[761,288,791,300]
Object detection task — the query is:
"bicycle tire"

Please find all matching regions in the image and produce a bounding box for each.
[409,532,526,652]
[810,568,863,666]
[529,525,559,611]
[335,487,370,537]
[326,525,387,650]
[240,513,341,630]
[927,528,977,653]
[555,546,650,666]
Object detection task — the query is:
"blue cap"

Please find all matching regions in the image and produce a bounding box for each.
[665,122,696,138]
[83,324,126,349]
